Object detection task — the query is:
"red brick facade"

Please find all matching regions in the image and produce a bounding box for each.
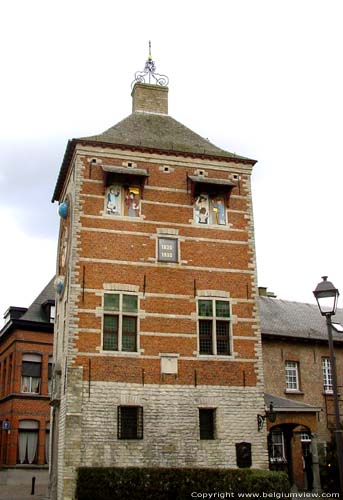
[0,325,52,467]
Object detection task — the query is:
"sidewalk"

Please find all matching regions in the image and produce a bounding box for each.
[0,483,48,500]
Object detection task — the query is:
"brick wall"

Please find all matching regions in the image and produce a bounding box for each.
[52,134,266,498]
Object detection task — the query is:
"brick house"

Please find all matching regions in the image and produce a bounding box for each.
[0,279,54,485]
[49,76,268,499]
[260,291,343,491]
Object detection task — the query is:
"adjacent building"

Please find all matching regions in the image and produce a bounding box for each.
[260,290,343,490]
[50,65,268,499]
[0,279,54,485]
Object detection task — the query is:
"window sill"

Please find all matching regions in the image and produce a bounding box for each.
[102,213,145,222]
[101,350,141,357]
[198,354,233,360]
[284,390,304,395]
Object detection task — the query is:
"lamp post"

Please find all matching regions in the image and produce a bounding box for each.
[313,276,343,495]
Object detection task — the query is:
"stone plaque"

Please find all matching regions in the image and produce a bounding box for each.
[236,441,252,468]
[158,238,178,263]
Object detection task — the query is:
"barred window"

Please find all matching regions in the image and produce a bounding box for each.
[198,299,231,356]
[199,408,215,440]
[118,406,143,439]
[103,293,138,352]
[285,361,299,391]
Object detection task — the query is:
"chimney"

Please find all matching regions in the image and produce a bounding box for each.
[3,306,28,324]
[131,83,168,115]
[258,287,277,298]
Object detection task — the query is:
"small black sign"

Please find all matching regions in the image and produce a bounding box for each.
[236,442,252,468]
[158,238,178,263]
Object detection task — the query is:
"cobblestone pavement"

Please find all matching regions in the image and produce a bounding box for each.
[0,483,48,500]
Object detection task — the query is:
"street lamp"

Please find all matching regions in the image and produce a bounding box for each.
[313,276,343,495]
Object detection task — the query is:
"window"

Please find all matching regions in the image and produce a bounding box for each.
[48,356,53,395]
[18,420,39,464]
[45,423,50,464]
[199,408,215,439]
[103,293,138,352]
[21,354,41,394]
[158,238,178,263]
[198,299,231,355]
[195,193,226,225]
[322,358,333,393]
[270,430,286,463]
[49,305,56,323]
[301,432,311,458]
[118,406,143,439]
[285,361,299,391]
[105,185,141,217]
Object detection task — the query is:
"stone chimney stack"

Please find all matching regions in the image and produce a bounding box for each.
[131,83,168,115]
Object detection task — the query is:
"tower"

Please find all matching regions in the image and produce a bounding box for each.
[50,54,268,500]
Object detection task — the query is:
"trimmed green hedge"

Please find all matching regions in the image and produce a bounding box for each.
[76,467,290,500]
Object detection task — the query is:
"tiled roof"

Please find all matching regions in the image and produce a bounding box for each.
[260,296,343,342]
[21,277,55,323]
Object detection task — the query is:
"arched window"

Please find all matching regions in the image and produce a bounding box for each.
[18,420,39,464]
[21,354,42,394]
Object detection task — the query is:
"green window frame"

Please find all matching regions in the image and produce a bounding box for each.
[103,293,138,352]
[198,298,231,356]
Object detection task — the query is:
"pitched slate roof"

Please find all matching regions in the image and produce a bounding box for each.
[21,277,55,323]
[53,104,256,202]
[81,113,252,161]
[260,296,343,342]
[264,393,321,412]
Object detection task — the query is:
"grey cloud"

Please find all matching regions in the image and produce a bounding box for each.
[0,139,64,238]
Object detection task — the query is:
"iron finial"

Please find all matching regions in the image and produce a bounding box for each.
[131,41,169,88]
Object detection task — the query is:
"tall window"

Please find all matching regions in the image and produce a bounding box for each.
[105,185,141,217]
[21,354,42,394]
[103,293,138,352]
[198,299,231,355]
[322,358,333,393]
[194,193,226,225]
[45,423,50,464]
[199,408,216,440]
[18,420,39,464]
[269,430,286,463]
[117,406,143,439]
[48,356,53,395]
[285,361,299,391]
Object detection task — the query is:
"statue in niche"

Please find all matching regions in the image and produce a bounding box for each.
[124,187,140,217]
[106,186,121,215]
[195,194,209,224]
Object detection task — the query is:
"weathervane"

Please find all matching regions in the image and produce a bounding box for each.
[131,41,169,88]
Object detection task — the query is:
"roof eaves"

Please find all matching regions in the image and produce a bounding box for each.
[52,138,257,202]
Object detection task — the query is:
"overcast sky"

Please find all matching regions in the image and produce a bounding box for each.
[1,0,342,320]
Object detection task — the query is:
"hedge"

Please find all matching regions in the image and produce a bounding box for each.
[76,467,290,500]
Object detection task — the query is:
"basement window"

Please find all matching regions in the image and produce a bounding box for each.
[118,406,143,439]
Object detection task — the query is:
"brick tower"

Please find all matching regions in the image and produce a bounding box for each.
[50,59,268,499]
